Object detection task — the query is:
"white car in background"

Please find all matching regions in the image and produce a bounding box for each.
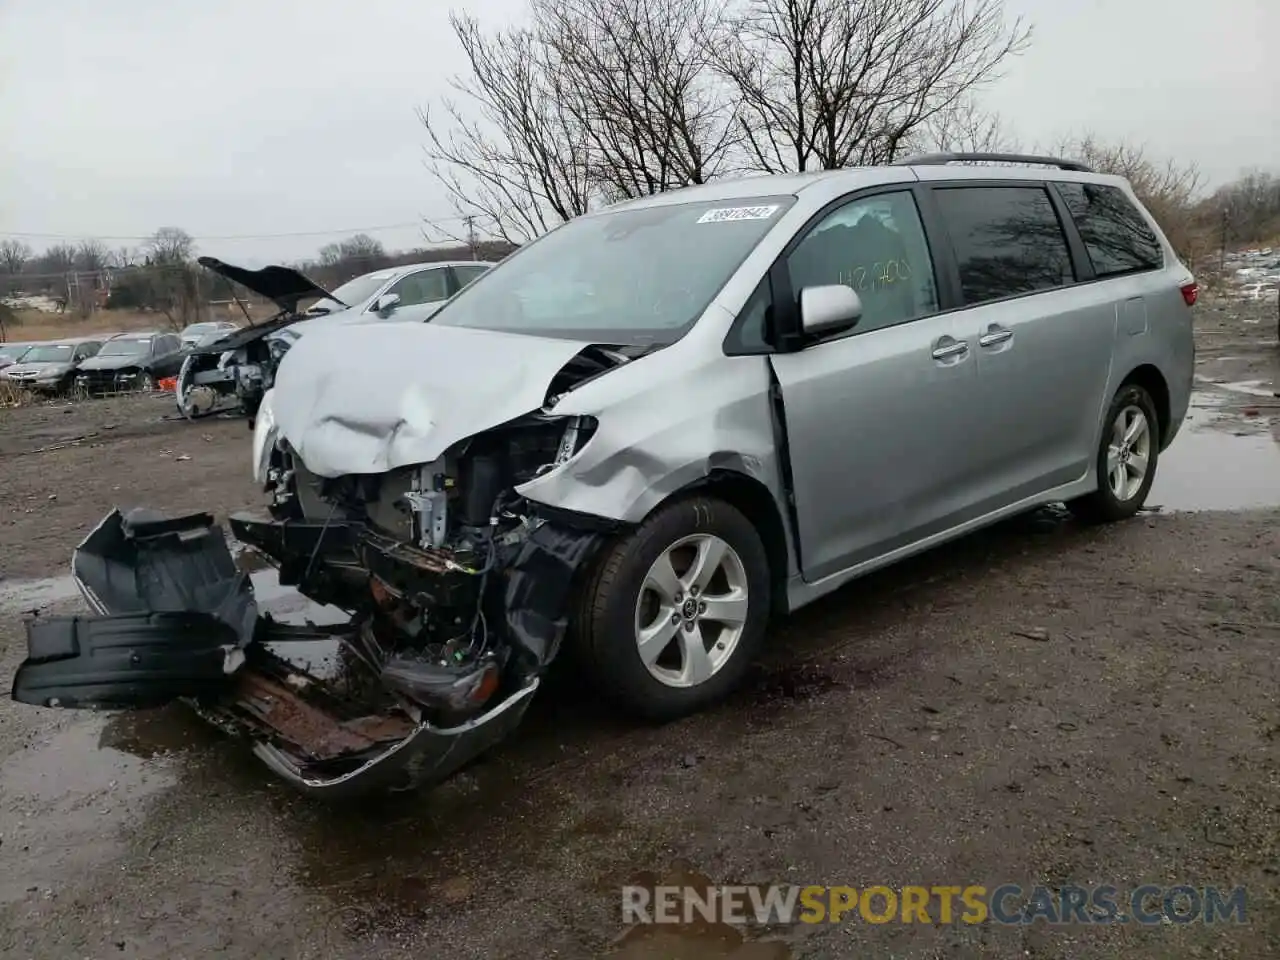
[175,258,494,420]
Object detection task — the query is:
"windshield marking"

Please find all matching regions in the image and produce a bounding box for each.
[696,205,781,224]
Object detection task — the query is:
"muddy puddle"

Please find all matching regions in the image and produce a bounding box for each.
[1147,392,1280,512]
[0,720,180,906]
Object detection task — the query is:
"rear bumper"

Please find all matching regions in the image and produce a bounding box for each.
[9,508,546,796]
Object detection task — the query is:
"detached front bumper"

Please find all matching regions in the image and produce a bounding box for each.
[9,508,545,797]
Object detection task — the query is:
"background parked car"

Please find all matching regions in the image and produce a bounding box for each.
[285,259,494,340]
[74,331,186,394]
[0,338,103,394]
[179,320,240,349]
[175,258,494,422]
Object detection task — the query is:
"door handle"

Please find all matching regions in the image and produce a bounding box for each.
[931,339,968,360]
[978,327,1013,347]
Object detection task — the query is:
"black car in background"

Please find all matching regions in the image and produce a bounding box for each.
[73,331,186,395]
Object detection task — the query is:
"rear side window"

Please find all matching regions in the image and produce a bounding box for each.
[1056,182,1163,276]
[934,186,1075,306]
[453,264,489,288]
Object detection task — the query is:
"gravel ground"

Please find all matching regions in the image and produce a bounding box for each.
[0,299,1277,959]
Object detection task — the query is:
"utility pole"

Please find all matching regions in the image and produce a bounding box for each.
[464,215,478,260]
[1218,209,1229,278]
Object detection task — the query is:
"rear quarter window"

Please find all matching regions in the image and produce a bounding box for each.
[1056,182,1164,277]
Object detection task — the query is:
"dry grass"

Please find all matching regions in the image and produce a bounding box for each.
[3,305,276,343]
[0,380,35,408]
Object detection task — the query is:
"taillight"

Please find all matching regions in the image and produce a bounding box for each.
[1180,282,1198,307]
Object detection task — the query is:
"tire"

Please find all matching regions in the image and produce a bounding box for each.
[138,370,155,392]
[1067,383,1160,524]
[573,495,771,722]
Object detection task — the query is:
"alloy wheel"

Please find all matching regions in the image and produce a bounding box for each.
[633,533,749,688]
[1107,404,1152,501]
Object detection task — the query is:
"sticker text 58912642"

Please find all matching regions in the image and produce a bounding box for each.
[696,205,781,224]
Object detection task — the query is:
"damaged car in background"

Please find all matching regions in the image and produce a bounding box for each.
[11,154,1195,797]
[176,257,493,421]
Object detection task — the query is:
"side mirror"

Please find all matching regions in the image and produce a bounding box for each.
[374,293,401,315]
[799,285,862,337]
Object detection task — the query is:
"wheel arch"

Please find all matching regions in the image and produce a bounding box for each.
[1118,364,1171,449]
[647,468,794,618]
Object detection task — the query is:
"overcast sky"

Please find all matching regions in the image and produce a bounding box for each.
[0,0,1274,265]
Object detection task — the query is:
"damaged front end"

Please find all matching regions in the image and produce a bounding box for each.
[11,413,611,796]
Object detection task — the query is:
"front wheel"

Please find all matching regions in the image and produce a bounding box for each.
[573,496,771,721]
[138,370,155,392]
[1067,383,1160,524]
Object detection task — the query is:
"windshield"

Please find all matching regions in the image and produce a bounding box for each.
[181,323,218,337]
[20,344,74,363]
[431,197,795,343]
[307,272,391,314]
[100,337,151,357]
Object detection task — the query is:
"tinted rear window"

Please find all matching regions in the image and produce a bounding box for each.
[1056,182,1163,276]
[933,186,1075,306]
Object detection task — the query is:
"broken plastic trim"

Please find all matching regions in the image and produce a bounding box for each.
[10,505,610,796]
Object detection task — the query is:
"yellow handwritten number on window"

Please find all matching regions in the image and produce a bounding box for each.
[839,260,911,291]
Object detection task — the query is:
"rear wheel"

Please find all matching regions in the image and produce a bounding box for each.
[573,496,771,721]
[1067,383,1160,524]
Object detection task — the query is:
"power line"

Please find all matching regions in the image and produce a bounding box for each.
[0,214,472,243]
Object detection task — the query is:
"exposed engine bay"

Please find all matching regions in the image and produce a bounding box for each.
[254,408,606,717]
[12,342,647,797]
[176,257,341,422]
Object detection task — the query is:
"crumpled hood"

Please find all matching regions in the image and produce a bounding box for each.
[275,305,365,340]
[271,322,596,477]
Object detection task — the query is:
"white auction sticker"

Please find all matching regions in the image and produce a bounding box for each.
[696,205,780,224]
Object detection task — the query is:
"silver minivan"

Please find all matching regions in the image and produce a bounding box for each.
[13,153,1196,796]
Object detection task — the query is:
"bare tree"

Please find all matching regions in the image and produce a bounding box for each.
[536,0,739,201]
[0,239,32,274]
[337,233,385,260]
[110,246,138,268]
[716,0,1030,172]
[75,239,110,272]
[915,96,1019,154]
[1203,169,1280,247]
[145,263,203,330]
[1051,133,1204,261]
[145,226,194,264]
[419,13,594,244]
[317,242,343,268]
[40,243,77,274]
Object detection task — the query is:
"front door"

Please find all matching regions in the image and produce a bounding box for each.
[768,189,982,582]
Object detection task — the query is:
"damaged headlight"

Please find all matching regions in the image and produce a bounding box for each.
[251,388,279,484]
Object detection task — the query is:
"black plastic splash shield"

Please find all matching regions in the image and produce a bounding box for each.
[10,508,258,710]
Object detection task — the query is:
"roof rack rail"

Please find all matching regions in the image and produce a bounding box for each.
[890,152,1093,173]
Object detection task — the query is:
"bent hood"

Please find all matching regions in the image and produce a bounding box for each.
[197,257,341,314]
[271,322,597,477]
